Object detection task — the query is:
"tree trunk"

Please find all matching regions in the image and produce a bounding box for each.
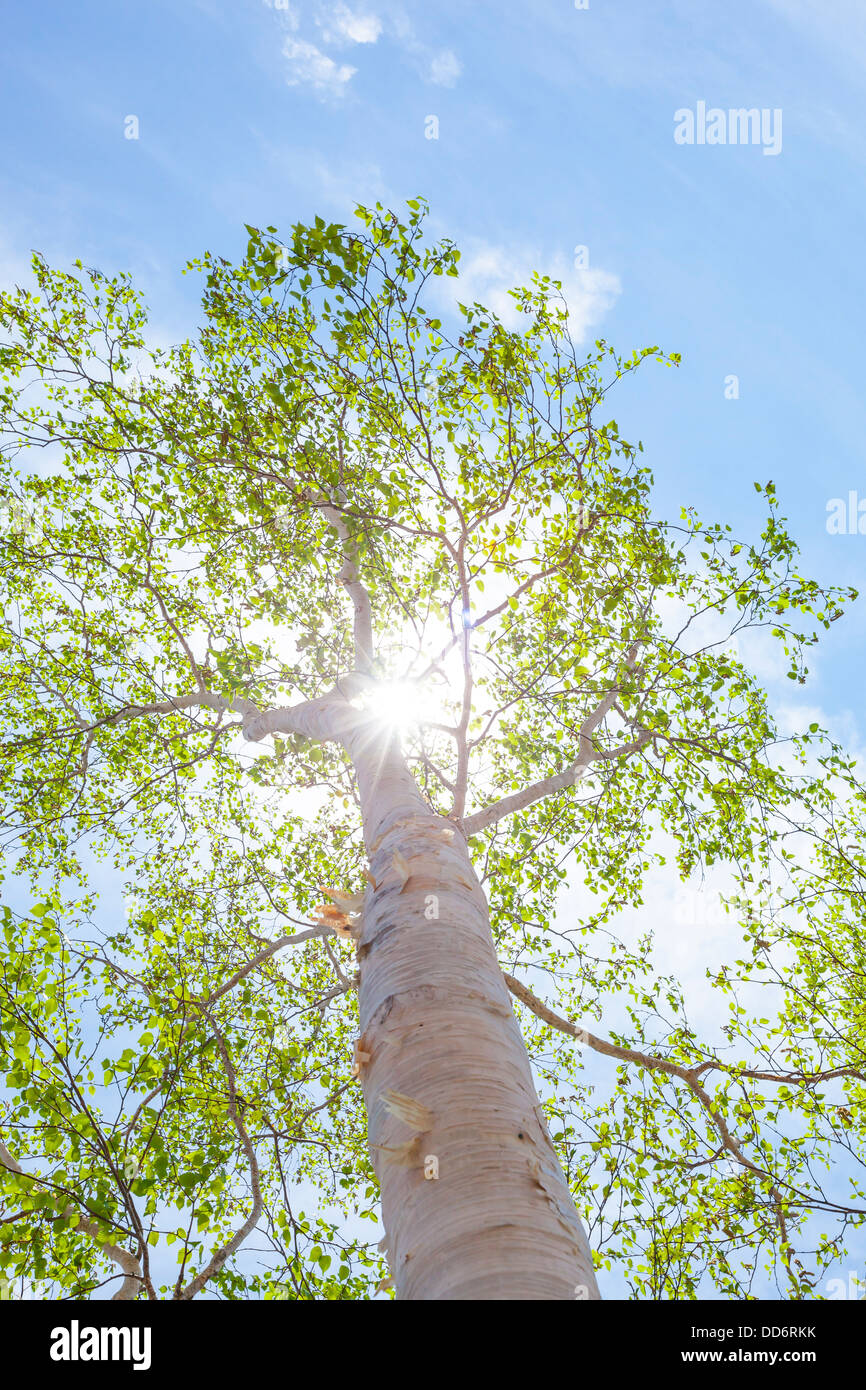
[347,722,601,1301]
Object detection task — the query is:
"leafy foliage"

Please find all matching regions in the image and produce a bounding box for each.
[0,199,862,1299]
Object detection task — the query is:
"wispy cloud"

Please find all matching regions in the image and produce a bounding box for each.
[435,241,620,338]
[320,3,383,45]
[261,0,300,26]
[389,10,462,86]
[282,37,357,96]
[262,1,460,97]
[427,48,461,87]
[262,1,381,97]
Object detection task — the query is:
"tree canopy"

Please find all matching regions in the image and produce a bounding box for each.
[0,199,863,1300]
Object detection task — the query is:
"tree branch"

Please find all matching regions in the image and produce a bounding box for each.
[461,641,650,835]
[450,535,474,820]
[503,972,865,1093]
[502,971,863,1277]
[313,485,375,673]
[176,1006,263,1300]
[200,927,330,1009]
[463,706,651,835]
[0,1141,143,1300]
[64,681,372,752]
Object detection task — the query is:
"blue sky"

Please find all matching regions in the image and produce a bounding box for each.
[3,0,865,1299]
[3,0,865,721]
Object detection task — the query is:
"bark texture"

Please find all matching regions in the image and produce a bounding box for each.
[346,721,601,1301]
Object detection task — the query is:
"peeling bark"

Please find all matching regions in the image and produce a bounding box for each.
[238,684,602,1298]
[345,721,601,1301]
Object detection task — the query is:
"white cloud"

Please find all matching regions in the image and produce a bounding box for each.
[320,3,382,45]
[282,36,356,95]
[263,1,459,94]
[434,241,620,338]
[429,48,461,86]
[262,0,300,27]
[388,12,462,87]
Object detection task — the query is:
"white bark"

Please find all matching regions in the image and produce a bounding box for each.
[95,680,605,1298]
[345,720,601,1301]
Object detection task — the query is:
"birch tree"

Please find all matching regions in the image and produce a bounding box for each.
[0,200,863,1301]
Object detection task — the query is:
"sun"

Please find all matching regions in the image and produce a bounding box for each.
[360,644,464,732]
[365,678,437,731]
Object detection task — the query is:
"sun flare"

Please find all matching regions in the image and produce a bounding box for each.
[367,679,419,730]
